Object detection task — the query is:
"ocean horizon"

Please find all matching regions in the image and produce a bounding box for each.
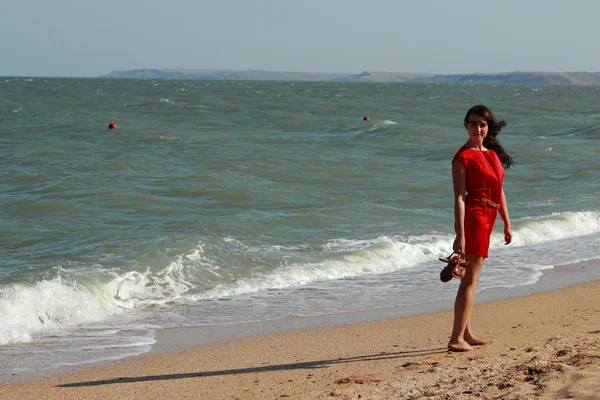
[4,68,600,85]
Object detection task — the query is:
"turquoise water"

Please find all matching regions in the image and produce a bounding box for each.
[1,78,600,376]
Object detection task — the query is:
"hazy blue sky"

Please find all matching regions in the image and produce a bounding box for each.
[1,0,598,77]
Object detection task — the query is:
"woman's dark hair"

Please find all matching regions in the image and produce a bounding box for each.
[464,105,514,169]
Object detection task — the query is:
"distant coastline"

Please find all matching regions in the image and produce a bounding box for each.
[102,68,600,85]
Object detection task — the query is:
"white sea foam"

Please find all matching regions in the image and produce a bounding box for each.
[108,256,199,306]
[2,211,599,347]
[192,237,428,300]
[0,278,123,346]
[500,211,600,247]
[195,211,600,301]
[367,120,398,131]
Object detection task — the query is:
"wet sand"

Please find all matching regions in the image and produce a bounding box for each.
[1,261,599,399]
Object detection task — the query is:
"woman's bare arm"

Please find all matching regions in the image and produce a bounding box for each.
[452,160,467,253]
[499,188,512,245]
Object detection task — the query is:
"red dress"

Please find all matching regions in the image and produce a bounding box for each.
[453,146,504,258]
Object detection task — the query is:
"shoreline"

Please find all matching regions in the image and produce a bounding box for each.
[2,259,599,388]
[149,258,600,356]
[0,260,600,398]
[1,275,598,399]
[145,259,600,354]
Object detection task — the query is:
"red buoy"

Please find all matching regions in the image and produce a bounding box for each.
[363,116,369,121]
[108,123,116,129]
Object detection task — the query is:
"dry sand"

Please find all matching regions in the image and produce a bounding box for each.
[1,278,599,399]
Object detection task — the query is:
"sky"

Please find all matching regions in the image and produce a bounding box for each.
[1,0,599,77]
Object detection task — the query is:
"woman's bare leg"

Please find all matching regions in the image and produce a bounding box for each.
[448,255,484,352]
[464,321,487,346]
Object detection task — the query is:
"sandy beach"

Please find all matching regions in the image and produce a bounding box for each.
[2,264,600,400]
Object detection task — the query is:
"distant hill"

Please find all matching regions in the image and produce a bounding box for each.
[102,69,432,83]
[102,69,600,85]
[410,71,600,85]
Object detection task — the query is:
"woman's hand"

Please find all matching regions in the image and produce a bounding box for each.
[504,225,513,245]
[453,234,465,255]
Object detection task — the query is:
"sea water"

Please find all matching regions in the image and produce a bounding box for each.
[1,78,599,378]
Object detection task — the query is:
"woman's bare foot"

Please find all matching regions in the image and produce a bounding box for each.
[464,335,487,346]
[447,339,474,352]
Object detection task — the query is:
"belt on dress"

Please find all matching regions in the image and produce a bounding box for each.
[472,195,500,210]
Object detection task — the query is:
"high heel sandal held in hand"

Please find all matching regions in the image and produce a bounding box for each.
[439,252,468,282]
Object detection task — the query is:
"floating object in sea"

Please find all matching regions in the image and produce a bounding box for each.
[363,116,369,121]
[108,123,117,129]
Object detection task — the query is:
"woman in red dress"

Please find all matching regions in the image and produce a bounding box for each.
[449,105,514,352]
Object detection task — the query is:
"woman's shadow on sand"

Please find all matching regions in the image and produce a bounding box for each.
[58,347,447,388]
